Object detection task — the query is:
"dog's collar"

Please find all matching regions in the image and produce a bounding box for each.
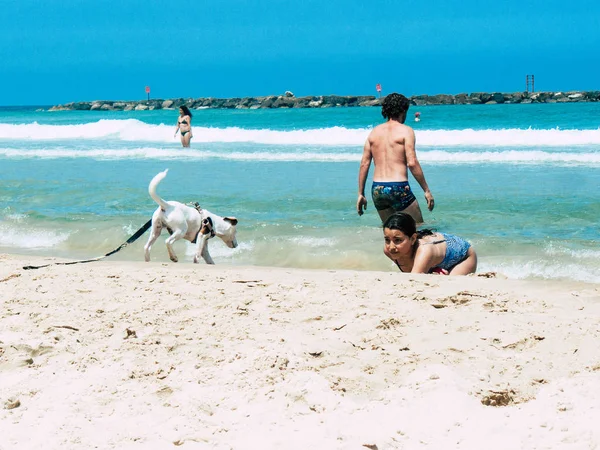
[188,202,216,242]
[193,202,215,237]
[191,217,215,243]
[201,217,216,238]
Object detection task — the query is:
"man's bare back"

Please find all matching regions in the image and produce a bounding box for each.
[368,121,413,182]
[356,93,434,224]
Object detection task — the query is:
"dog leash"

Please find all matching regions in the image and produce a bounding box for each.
[22,219,153,270]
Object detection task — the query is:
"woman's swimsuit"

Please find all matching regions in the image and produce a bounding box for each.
[395,233,471,273]
[371,181,416,211]
[178,117,191,137]
[431,233,471,271]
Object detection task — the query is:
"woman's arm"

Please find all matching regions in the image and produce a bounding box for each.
[411,245,435,273]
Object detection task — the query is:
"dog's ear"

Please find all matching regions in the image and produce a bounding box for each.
[224,217,238,226]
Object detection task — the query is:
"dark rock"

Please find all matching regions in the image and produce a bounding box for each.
[72,102,92,111]
[322,95,349,107]
[293,97,313,108]
[492,93,505,103]
[259,96,278,108]
[454,93,468,104]
[193,98,212,108]
[272,96,296,108]
[506,92,525,103]
[222,98,242,109]
[584,91,600,101]
[428,94,454,105]
[479,93,494,103]
[411,95,430,106]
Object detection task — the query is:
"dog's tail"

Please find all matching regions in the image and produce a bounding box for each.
[148,169,170,210]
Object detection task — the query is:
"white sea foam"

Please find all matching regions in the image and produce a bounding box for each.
[2,120,600,147]
[0,225,69,249]
[1,210,28,223]
[0,147,598,165]
[183,239,253,259]
[544,243,600,260]
[0,120,369,145]
[289,236,336,248]
[480,260,600,284]
[418,150,600,164]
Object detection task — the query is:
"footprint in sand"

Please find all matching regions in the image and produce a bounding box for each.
[431,290,488,308]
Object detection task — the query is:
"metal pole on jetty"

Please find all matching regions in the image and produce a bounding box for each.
[526,75,535,93]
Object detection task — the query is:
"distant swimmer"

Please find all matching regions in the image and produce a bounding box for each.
[175,106,193,148]
[414,112,421,122]
[357,93,434,225]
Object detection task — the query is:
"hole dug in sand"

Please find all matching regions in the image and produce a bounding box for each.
[479,388,531,407]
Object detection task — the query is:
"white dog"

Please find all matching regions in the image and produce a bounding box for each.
[144,169,238,264]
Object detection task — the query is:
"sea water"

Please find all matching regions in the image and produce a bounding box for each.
[0,103,598,282]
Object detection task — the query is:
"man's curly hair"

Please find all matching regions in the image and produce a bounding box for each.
[381,93,410,119]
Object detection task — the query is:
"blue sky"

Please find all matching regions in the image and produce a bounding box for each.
[1,0,599,105]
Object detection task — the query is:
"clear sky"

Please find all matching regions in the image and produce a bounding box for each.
[1,0,599,105]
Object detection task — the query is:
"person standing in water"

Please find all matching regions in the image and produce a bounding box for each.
[357,93,434,224]
[175,106,193,148]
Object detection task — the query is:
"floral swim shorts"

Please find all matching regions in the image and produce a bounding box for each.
[371,181,416,211]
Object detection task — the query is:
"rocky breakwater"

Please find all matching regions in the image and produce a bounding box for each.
[49,93,381,111]
[410,90,600,105]
[49,90,600,111]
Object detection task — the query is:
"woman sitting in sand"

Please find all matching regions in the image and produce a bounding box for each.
[383,212,477,275]
[175,106,193,147]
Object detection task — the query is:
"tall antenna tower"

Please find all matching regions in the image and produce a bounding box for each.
[526,75,535,93]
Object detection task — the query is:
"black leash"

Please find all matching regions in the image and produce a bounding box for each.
[22,219,153,270]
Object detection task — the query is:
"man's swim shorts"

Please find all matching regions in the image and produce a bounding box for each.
[371,181,417,211]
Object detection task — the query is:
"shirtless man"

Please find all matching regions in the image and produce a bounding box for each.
[357,93,434,224]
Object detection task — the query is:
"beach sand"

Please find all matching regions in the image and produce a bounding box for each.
[1,252,599,449]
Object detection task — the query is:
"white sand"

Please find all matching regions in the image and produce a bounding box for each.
[1,253,599,450]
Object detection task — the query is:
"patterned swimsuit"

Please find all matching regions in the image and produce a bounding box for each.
[395,233,472,273]
[371,181,416,211]
[432,233,472,271]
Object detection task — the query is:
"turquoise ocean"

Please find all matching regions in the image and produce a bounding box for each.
[0,103,598,282]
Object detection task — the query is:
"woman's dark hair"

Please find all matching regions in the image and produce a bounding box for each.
[180,105,193,118]
[381,93,410,120]
[382,212,434,238]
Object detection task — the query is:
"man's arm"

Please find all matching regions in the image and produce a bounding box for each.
[356,138,372,216]
[405,129,434,211]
